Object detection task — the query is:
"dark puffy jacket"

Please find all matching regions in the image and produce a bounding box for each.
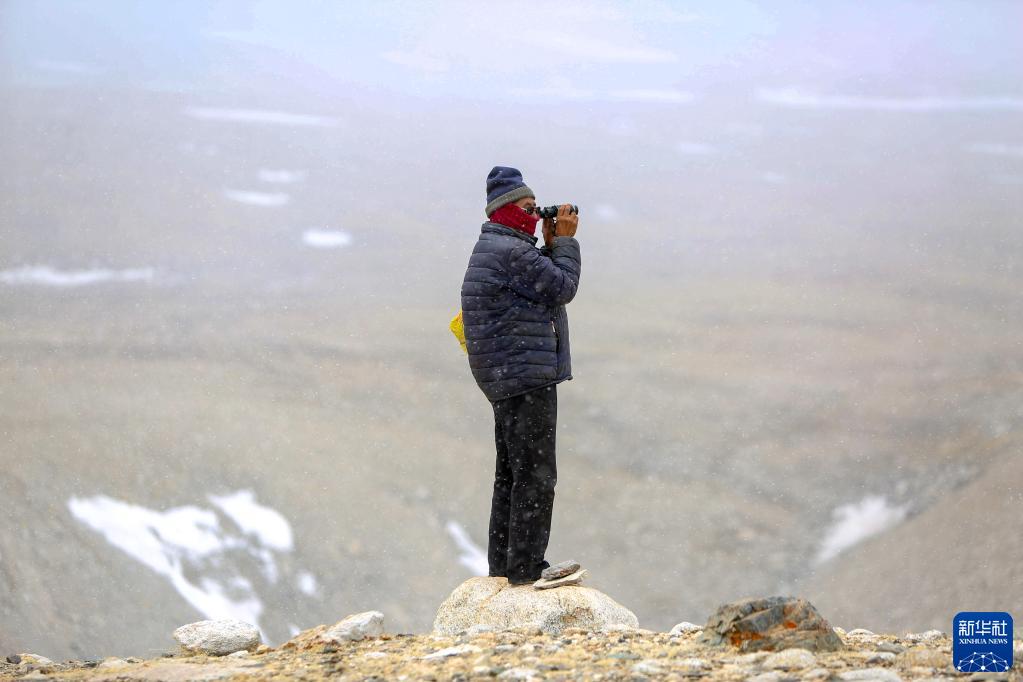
[460,222,582,402]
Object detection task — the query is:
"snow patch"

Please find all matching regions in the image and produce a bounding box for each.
[67,490,313,643]
[0,266,155,287]
[296,570,319,596]
[184,107,339,127]
[209,490,293,552]
[224,189,291,207]
[815,495,909,564]
[68,494,265,635]
[445,520,488,576]
[302,229,352,249]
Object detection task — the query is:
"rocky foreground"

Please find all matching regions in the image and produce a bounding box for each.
[3,577,1020,681]
[4,624,1020,682]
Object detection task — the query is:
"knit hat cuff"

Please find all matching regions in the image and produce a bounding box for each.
[485,185,535,217]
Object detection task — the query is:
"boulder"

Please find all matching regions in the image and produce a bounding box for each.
[320,611,385,643]
[698,596,844,652]
[10,654,53,666]
[433,576,638,635]
[173,619,261,656]
[670,621,704,636]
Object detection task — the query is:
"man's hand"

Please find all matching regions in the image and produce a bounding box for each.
[555,203,579,238]
[544,204,579,247]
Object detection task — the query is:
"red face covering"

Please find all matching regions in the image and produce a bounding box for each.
[489,202,541,237]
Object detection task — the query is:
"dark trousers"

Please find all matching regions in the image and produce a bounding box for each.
[487,383,558,582]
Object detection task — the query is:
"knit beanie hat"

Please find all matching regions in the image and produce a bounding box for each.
[485,166,535,217]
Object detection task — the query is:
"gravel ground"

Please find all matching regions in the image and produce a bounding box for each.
[3,626,1019,681]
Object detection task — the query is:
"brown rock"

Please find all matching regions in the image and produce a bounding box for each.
[698,596,845,653]
[541,560,581,580]
[533,568,587,590]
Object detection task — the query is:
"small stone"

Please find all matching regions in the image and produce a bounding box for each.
[541,560,581,580]
[875,642,906,654]
[16,654,54,666]
[95,657,130,670]
[839,668,903,681]
[6,654,21,664]
[763,648,817,670]
[422,644,483,660]
[533,567,587,590]
[173,619,261,656]
[226,650,250,659]
[669,621,703,636]
[320,610,385,643]
[497,667,540,680]
[632,659,664,675]
[846,628,876,637]
[678,657,710,672]
[865,651,896,665]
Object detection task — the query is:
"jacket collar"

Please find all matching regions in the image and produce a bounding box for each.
[481,221,538,246]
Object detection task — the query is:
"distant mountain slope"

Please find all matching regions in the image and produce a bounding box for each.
[793,438,1022,633]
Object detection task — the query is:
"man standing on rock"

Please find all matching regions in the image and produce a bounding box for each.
[460,166,581,585]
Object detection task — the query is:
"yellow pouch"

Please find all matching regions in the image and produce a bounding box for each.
[450,310,467,354]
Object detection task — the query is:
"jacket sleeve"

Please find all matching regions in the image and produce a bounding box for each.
[507,236,581,306]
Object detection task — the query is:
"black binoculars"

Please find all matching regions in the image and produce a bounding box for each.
[530,204,579,219]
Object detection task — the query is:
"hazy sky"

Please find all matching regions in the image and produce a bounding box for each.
[3,0,1022,100]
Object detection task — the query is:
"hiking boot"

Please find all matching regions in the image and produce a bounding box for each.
[507,576,537,586]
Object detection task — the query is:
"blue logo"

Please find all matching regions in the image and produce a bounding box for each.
[952,611,1013,672]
